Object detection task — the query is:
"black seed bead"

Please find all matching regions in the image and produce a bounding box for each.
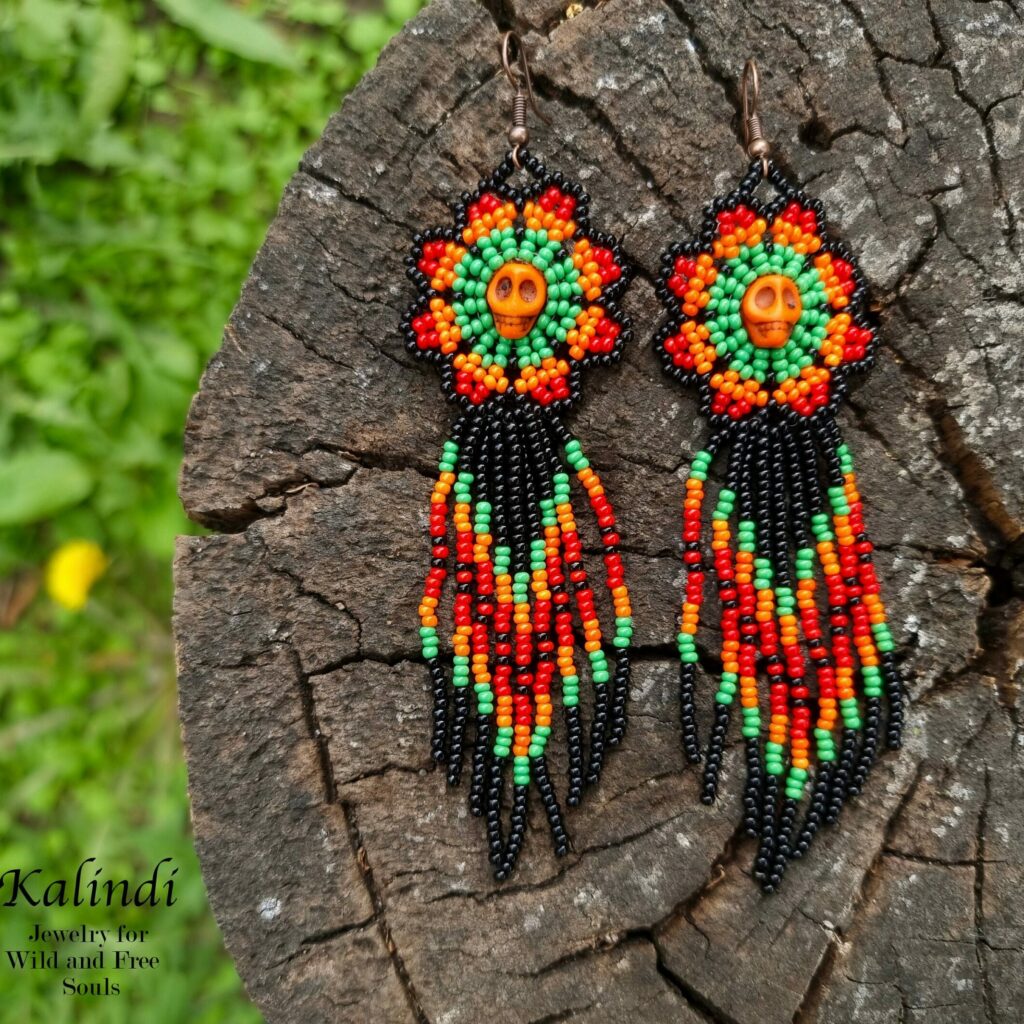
[534,758,569,857]
[486,759,506,866]
[586,682,609,785]
[680,663,702,765]
[824,728,856,824]
[701,703,731,803]
[469,714,490,816]
[773,799,798,875]
[755,775,778,885]
[794,764,831,856]
[742,736,764,837]
[882,650,906,749]
[446,687,470,785]
[779,421,811,548]
[851,695,881,795]
[428,659,448,764]
[837,727,858,786]
[495,784,530,880]
[565,704,584,806]
[609,650,629,747]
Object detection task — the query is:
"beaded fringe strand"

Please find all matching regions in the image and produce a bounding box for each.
[676,414,904,890]
[418,401,631,879]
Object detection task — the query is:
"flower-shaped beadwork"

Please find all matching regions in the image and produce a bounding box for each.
[656,183,876,427]
[404,155,630,411]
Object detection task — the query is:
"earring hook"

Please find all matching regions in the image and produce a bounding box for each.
[741,58,771,176]
[500,31,549,168]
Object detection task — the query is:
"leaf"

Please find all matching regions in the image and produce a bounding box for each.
[153,0,297,68]
[345,12,399,54]
[79,10,134,128]
[385,0,424,22]
[13,0,75,62]
[0,448,93,526]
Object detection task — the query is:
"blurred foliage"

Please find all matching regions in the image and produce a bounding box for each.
[0,0,422,1019]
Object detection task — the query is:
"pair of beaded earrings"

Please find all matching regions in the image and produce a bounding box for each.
[403,35,904,892]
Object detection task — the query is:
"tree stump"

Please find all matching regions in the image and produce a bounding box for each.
[173,1,1024,1020]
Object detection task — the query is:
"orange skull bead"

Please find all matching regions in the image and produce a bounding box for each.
[740,273,802,349]
[486,262,547,340]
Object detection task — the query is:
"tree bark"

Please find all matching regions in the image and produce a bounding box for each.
[174,1,1024,1020]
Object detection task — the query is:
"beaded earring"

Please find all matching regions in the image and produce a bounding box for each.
[654,61,905,892]
[404,33,634,880]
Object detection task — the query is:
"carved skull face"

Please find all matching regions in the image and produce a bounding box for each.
[486,262,546,340]
[740,274,802,349]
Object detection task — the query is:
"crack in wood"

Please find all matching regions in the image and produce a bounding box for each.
[974,766,997,1024]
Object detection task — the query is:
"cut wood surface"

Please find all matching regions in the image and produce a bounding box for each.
[173,1,1024,1020]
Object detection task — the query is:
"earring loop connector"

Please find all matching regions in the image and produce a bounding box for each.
[741,58,771,176]
[500,31,549,168]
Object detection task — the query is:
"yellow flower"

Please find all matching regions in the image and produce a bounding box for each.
[44,541,108,611]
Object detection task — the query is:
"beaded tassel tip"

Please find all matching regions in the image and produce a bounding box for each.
[655,159,905,892]
[405,152,633,880]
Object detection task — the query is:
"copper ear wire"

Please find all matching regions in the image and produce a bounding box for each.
[500,31,549,167]
[741,58,771,175]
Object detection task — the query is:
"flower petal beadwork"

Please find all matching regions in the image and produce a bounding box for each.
[656,178,876,428]
[405,155,630,411]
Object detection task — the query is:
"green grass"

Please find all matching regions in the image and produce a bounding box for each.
[0,1,422,1019]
